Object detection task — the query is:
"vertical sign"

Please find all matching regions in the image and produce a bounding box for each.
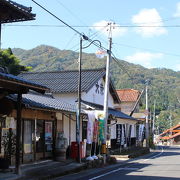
[116,124,122,145]
[123,124,126,145]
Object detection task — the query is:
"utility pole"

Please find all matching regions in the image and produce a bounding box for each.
[145,80,149,148]
[103,24,112,164]
[76,35,101,163]
[0,23,1,49]
[76,37,83,163]
[169,106,172,145]
[152,99,156,142]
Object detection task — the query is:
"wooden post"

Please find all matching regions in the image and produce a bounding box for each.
[0,22,1,49]
[69,114,71,146]
[52,118,57,160]
[43,120,45,158]
[33,119,37,161]
[22,119,24,164]
[15,93,22,175]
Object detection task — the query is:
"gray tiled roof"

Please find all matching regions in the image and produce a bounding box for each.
[19,69,106,93]
[9,94,77,113]
[0,72,48,92]
[1,0,35,23]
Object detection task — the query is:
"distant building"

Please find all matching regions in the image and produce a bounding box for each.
[116,89,141,114]
[159,124,180,145]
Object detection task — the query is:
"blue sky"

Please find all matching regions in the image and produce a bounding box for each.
[2,0,180,71]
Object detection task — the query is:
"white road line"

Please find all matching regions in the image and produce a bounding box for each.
[88,168,139,180]
[89,146,164,180]
[143,147,164,162]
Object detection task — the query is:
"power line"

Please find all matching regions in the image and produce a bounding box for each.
[31,0,108,52]
[31,0,82,36]
[5,24,180,28]
[68,25,109,52]
[63,33,78,50]
[116,16,179,26]
[111,52,135,84]
[55,0,88,27]
[113,42,180,57]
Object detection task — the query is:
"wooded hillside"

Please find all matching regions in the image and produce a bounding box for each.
[12,45,180,132]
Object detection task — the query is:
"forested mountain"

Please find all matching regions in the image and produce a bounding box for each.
[12,45,180,132]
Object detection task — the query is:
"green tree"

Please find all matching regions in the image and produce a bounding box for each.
[0,48,31,75]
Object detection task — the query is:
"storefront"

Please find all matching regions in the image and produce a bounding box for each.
[23,118,55,163]
[0,108,56,164]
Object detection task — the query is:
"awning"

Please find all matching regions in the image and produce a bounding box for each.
[0,72,49,94]
[81,100,138,121]
[8,93,77,113]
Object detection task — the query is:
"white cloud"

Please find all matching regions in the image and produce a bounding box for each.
[132,8,167,37]
[92,20,127,38]
[125,52,163,68]
[174,64,180,71]
[174,2,180,17]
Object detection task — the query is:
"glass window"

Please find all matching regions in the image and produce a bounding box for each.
[24,120,32,153]
[36,120,44,153]
[45,122,53,152]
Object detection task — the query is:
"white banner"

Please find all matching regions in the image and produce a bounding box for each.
[138,124,145,141]
[85,111,96,144]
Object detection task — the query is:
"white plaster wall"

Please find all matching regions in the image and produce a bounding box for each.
[56,112,63,132]
[110,122,136,139]
[52,78,115,108]
[82,78,115,107]
[111,123,116,139]
[70,115,76,142]
[63,115,69,145]
[115,118,137,138]
[56,112,77,145]
[116,118,137,125]
[131,124,136,137]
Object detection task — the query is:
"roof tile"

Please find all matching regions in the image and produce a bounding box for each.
[116,89,141,102]
[9,93,77,113]
[19,69,106,93]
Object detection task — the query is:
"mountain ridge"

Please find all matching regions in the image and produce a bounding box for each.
[11,45,180,133]
[12,45,180,115]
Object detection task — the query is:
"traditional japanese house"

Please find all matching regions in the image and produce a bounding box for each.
[0,70,48,173]
[0,0,35,48]
[20,68,139,151]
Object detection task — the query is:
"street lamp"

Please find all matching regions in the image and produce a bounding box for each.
[76,35,102,163]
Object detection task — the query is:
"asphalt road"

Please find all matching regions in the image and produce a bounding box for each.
[56,146,180,180]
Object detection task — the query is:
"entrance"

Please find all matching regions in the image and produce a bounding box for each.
[36,120,54,160]
[22,119,54,162]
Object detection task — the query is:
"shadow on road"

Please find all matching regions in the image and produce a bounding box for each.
[122,175,180,180]
[57,145,180,180]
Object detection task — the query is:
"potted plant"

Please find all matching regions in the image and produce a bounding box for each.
[0,128,16,169]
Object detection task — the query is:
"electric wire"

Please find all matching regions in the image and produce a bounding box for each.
[30,0,155,84]
[32,0,110,54]
[31,0,83,37]
[116,16,179,26]
[63,33,78,50]
[70,24,109,52]
[28,1,143,82]
[55,0,88,27]
[5,24,180,28]
[113,42,180,57]
[111,52,135,84]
